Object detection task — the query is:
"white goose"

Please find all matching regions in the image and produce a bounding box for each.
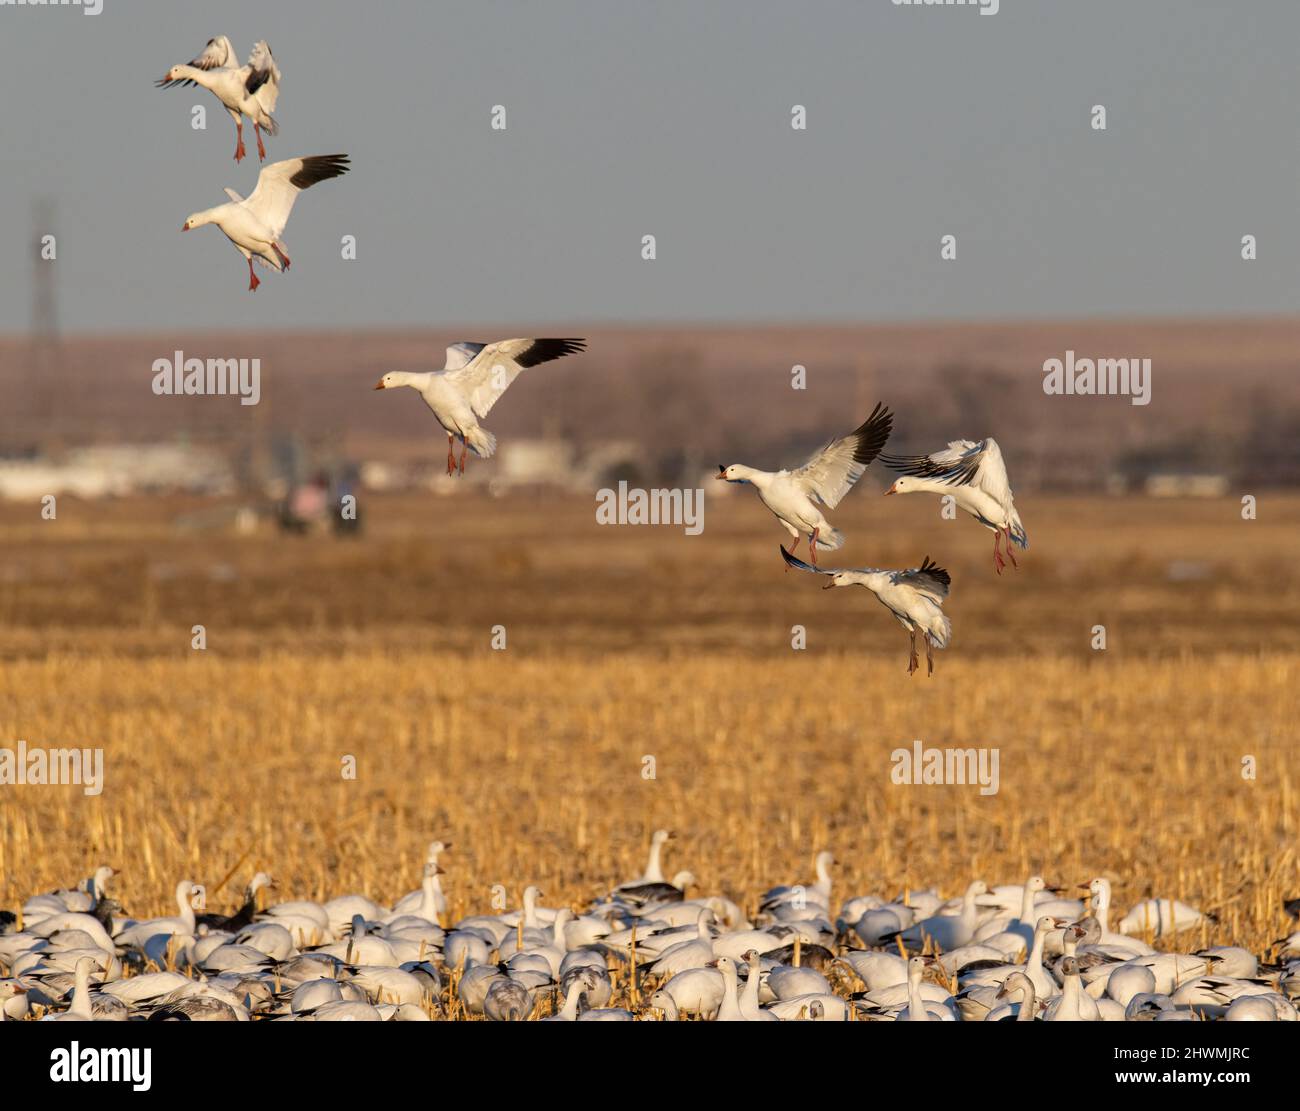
[760,851,834,917]
[182,154,350,291]
[882,437,1027,574]
[393,842,451,917]
[892,881,989,953]
[1079,878,1154,957]
[616,829,675,890]
[374,338,587,475]
[1044,957,1100,1021]
[716,404,892,564]
[157,37,281,163]
[116,880,198,953]
[1120,897,1212,939]
[39,956,99,1022]
[781,547,953,677]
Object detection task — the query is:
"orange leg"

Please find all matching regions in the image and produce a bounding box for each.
[784,534,800,570]
[255,122,267,161]
[272,243,291,271]
[234,120,246,162]
[992,529,1006,575]
[246,257,260,292]
[458,442,467,475]
[446,434,456,476]
[1003,527,1019,569]
[907,631,919,676]
[809,528,819,567]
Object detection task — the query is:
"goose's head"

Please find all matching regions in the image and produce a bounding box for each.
[996,971,1032,1001]
[160,64,188,84]
[884,477,918,495]
[373,371,407,391]
[181,211,213,232]
[822,572,856,590]
[715,464,746,483]
[1082,877,1111,903]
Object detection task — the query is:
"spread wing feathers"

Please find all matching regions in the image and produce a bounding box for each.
[192,36,237,71]
[245,41,281,121]
[155,37,236,88]
[223,188,244,204]
[445,338,587,419]
[893,557,951,600]
[883,437,1013,500]
[444,342,487,372]
[791,403,893,509]
[242,155,350,239]
[779,546,870,578]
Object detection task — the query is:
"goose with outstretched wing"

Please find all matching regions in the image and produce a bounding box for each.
[716,404,893,565]
[881,437,1027,575]
[780,545,953,676]
[374,338,588,475]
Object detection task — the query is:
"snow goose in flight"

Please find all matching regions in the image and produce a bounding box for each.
[182,154,350,291]
[780,546,953,676]
[374,338,587,475]
[882,437,1027,574]
[717,404,892,565]
[157,37,281,162]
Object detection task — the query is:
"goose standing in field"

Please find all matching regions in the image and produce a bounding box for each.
[23,867,116,924]
[890,881,989,953]
[616,829,675,891]
[1119,897,1214,939]
[990,971,1039,1021]
[1044,957,1100,1021]
[393,842,451,917]
[196,872,275,931]
[182,154,351,291]
[116,880,199,954]
[157,37,281,163]
[761,851,834,919]
[882,437,1027,574]
[374,338,587,475]
[780,546,953,676]
[716,404,892,565]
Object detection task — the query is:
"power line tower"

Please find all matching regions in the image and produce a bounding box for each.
[30,199,61,451]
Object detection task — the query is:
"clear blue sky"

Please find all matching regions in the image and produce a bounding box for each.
[3,0,1299,335]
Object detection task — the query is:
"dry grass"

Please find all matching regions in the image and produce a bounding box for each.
[1,493,1297,984]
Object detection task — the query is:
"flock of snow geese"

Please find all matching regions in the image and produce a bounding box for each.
[156,34,1032,676]
[3,836,1296,1021]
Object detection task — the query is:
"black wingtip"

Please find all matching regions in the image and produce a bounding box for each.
[514,338,587,368]
[851,403,894,465]
[917,555,951,589]
[289,155,351,190]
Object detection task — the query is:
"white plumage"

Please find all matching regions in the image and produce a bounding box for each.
[780,545,953,676]
[716,404,892,563]
[182,154,351,291]
[374,338,587,474]
[883,437,1027,574]
[157,37,281,163]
